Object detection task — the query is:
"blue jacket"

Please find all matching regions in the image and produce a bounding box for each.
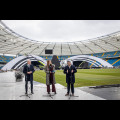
[64,65,77,84]
[23,64,35,81]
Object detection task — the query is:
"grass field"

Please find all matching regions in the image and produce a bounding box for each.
[33,69,120,87]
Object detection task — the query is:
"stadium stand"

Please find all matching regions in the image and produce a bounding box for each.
[0,55,15,63]
[108,58,120,66]
[0,51,120,68]
[39,51,120,67]
[90,51,120,67]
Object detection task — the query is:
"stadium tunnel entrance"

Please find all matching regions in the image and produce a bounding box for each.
[73,61,89,69]
[1,55,47,71]
[66,55,113,68]
[31,61,45,70]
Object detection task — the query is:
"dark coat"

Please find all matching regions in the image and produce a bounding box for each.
[64,65,77,84]
[23,64,35,81]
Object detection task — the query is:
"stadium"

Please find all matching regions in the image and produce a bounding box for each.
[0,20,120,100]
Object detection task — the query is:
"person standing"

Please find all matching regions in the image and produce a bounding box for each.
[23,59,35,94]
[44,60,56,94]
[64,60,77,96]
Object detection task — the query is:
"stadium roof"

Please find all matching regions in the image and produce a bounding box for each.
[0,20,120,56]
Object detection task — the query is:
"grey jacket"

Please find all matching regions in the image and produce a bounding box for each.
[44,64,56,85]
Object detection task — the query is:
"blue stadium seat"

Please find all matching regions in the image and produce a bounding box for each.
[0,55,16,63]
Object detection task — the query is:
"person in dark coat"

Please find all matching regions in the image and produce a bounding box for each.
[64,60,77,96]
[23,59,35,94]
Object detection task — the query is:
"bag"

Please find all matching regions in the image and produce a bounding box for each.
[17,74,21,79]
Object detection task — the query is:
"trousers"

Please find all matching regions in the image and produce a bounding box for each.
[25,80,33,93]
[67,83,74,94]
[47,84,56,93]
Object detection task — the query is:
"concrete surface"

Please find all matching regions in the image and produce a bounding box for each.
[0,71,105,100]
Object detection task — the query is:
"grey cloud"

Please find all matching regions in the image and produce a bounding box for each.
[2,20,120,42]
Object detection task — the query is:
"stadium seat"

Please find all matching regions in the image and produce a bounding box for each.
[0,55,16,63]
[39,51,120,67]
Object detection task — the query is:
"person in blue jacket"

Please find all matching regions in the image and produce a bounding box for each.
[23,59,35,94]
[64,60,77,96]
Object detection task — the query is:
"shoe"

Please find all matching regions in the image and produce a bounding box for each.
[25,92,28,95]
[55,91,57,94]
[65,93,69,96]
[48,92,50,94]
[72,94,74,96]
[31,91,34,94]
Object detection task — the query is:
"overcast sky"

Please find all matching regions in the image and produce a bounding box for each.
[2,20,120,42]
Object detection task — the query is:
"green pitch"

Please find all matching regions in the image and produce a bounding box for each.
[33,69,120,87]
